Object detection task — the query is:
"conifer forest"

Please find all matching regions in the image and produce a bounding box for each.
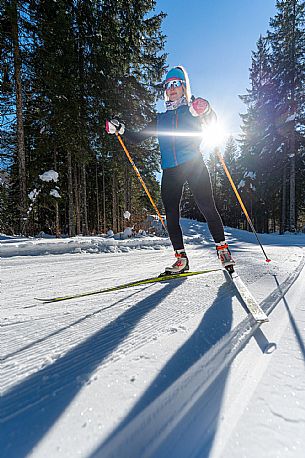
[0,0,304,237]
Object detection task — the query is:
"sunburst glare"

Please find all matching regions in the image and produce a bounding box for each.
[201,121,229,148]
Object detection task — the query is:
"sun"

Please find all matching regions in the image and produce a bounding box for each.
[201,121,229,148]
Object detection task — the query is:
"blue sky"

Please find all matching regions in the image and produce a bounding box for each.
[155,0,277,138]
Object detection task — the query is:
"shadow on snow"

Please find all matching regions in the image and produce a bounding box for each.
[92,281,234,457]
[1,280,184,457]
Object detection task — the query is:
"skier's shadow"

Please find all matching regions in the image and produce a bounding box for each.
[92,282,234,457]
[0,280,183,458]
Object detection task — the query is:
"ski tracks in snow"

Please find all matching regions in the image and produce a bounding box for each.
[1,239,305,457]
[2,263,227,421]
[91,254,305,458]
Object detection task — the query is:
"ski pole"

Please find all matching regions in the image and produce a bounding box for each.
[215,147,271,263]
[115,132,167,231]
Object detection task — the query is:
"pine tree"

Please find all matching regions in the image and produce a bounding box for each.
[268,0,305,231]
[0,0,34,232]
[218,137,241,228]
[239,1,304,233]
[1,1,167,236]
[98,0,166,233]
[24,0,166,236]
[239,35,285,232]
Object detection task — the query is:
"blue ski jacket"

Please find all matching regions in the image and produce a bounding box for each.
[125,103,215,170]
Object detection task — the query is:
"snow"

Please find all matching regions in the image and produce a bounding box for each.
[244,171,256,179]
[0,171,9,186]
[122,227,133,239]
[39,170,59,183]
[28,188,40,201]
[1,218,305,457]
[49,189,61,199]
[285,113,296,123]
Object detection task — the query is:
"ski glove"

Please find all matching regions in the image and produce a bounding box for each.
[189,98,211,117]
[105,119,125,135]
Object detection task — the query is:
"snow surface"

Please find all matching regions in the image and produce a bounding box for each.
[28,189,40,202]
[285,113,296,123]
[39,170,59,183]
[49,189,61,199]
[243,171,256,179]
[1,219,305,458]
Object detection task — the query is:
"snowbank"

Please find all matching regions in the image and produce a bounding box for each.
[2,219,304,258]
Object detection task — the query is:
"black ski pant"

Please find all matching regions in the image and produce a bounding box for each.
[161,155,225,251]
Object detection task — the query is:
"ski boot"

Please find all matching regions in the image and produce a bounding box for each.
[216,242,235,273]
[162,250,189,276]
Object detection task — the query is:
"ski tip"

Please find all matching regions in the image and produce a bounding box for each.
[35,297,63,303]
[266,258,272,263]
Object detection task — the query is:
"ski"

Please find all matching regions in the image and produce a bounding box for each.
[225,268,269,323]
[35,268,221,303]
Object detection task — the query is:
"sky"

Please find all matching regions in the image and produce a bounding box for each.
[155,0,277,139]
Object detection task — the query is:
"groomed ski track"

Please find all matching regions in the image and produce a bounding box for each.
[1,222,305,457]
[94,257,305,458]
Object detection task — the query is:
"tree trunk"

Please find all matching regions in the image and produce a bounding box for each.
[95,161,100,233]
[102,160,106,233]
[289,133,296,232]
[74,165,81,234]
[11,1,27,232]
[112,173,117,232]
[67,151,75,236]
[81,164,89,235]
[55,201,60,238]
[280,165,287,234]
[289,0,297,232]
[124,163,131,225]
[75,4,89,236]
[53,148,61,237]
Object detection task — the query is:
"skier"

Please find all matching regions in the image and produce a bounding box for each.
[106,65,235,274]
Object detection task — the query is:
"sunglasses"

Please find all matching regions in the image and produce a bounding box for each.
[164,79,184,90]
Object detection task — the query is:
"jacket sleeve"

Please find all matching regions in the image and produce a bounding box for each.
[124,117,157,144]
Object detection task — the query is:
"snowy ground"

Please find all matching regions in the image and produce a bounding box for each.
[1,219,305,457]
